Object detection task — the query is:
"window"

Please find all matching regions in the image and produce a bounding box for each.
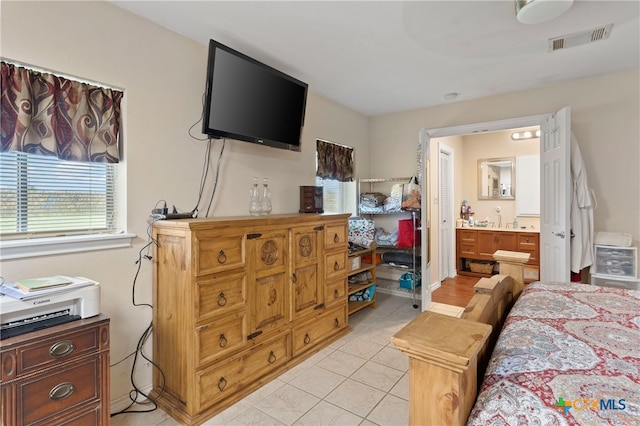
[0,151,117,237]
[315,138,357,215]
[0,61,132,259]
[315,177,356,214]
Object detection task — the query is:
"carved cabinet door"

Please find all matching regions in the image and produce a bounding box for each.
[291,226,323,320]
[246,230,290,337]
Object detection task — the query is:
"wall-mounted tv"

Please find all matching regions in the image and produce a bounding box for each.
[202,40,308,152]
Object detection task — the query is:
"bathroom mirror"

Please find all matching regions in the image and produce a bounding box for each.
[478,157,515,199]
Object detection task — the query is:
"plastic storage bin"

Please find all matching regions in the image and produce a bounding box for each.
[591,274,640,291]
[348,285,376,302]
[592,245,637,278]
[399,272,421,289]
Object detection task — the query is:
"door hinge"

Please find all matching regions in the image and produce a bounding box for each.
[314,226,324,231]
[247,233,262,240]
[314,303,325,310]
[247,330,263,340]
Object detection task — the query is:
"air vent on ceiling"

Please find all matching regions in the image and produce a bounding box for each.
[548,23,613,52]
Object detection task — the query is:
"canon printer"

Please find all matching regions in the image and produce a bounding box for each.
[0,280,100,340]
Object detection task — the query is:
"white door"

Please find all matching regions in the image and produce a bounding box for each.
[419,129,431,310]
[439,147,452,281]
[540,107,571,282]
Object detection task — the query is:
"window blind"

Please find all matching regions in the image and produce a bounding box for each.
[0,152,117,238]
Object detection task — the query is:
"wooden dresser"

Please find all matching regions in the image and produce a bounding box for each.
[456,228,540,282]
[0,315,110,426]
[151,213,351,425]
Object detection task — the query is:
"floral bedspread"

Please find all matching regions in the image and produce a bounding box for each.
[467,282,640,425]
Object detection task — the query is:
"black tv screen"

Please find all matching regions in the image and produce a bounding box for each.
[202,40,308,151]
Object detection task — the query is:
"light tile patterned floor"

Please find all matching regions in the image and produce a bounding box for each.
[110,293,424,426]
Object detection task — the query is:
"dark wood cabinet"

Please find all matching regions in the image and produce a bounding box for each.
[456,229,539,281]
[0,315,110,426]
[299,186,324,213]
[477,231,516,259]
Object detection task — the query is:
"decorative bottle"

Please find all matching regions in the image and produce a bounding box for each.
[249,177,261,216]
[260,178,272,215]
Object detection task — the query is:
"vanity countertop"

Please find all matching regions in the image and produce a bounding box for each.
[458,226,539,233]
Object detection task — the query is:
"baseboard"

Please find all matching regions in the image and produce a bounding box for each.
[110,383,154,415]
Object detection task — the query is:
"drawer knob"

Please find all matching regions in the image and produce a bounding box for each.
[218,377,227,391]
[334,261,340,271]
[219,334,227,348]
[49,340,74,358]
[334,289,339,299]
[334,318,340,328]
[217,292,227,307]
[49,382,75,401]
[268,351,277,364]
[334,233,340,243]
[292,273,297,284]
[217,250,227,264]
[303,333,311,345]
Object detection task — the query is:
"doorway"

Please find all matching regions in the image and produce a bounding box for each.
[419,109,571,309]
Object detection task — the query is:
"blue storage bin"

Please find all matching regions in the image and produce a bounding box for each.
[399,272,421,289]
[348,285,376,302]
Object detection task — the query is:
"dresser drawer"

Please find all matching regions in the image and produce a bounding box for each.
[459,243,476,257]
[15,326,101,377]
[243,332,290,381]
[19,357,100,425]
[197,355,243,411]
[517,233,539,265]
[196,331,291,412]
[196,270,247,321]
[325,224,347,250]
[458,229,477,243]
[196,233,245,275]
[196,312,247,367]
[325,277,347,308]
[325,252,347,280]
[517,233,538,249]
[293,305,347,355]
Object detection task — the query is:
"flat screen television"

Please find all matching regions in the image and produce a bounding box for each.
[202,40,308,151]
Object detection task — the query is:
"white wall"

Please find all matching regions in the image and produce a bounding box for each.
[460,129,540,229]
[370,70,640,285]
[0,1,369,405]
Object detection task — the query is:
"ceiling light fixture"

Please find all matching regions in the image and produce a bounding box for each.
[511,129,541,140]
[515,0,574,25]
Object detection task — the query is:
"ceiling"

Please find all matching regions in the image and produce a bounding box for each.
[110,1,640,116]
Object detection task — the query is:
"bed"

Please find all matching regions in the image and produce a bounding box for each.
[392,251,640,425]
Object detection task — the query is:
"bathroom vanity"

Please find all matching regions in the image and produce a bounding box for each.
[456,227,539,282]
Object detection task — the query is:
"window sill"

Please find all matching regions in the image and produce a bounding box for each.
[0,233,136,261]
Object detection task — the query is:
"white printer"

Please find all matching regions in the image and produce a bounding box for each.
[0,278,100,340]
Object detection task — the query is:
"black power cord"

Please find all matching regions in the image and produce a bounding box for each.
[110,223,166,417]
[189,92,226,217]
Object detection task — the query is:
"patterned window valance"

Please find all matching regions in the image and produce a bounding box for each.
[316,139,354,182]
[1,61,122,163]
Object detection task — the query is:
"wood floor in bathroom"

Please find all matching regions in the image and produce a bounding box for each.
[431,275,479,307]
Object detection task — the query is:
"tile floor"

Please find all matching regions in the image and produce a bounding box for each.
[110,293,425,426]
